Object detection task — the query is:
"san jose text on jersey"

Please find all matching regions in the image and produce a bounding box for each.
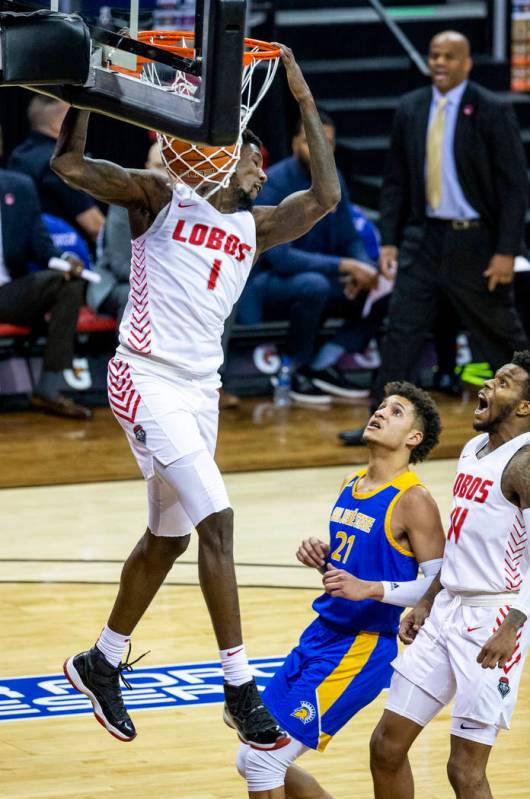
[313,468,422,636]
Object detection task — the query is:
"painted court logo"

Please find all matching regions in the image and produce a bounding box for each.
[0,657,284,723]
[291,700,316,725]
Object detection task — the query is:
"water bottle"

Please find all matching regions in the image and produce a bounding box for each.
[274,356,292,407]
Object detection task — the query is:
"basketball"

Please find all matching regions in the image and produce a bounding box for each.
[161,137,238,185]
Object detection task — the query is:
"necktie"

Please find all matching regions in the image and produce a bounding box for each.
[427,96,448,210]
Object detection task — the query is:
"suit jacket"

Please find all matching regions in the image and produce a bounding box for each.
[379,81,528,256]
[87,204,132,312]
[0,169,59,278]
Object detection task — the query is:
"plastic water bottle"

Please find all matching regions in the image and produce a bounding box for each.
[274,356,292,407]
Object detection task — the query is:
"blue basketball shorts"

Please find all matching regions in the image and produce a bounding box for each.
[263,616,397,751]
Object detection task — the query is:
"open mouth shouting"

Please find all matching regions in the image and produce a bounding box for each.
[474,390,490,420]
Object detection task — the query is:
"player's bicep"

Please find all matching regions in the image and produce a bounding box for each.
[255,190,330,254]
[51,154,148,208]
[504,446,530,508]
[401,488,446,563]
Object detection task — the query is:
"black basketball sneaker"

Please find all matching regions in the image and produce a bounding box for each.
[223,678,291,750]
[63,646,139,742]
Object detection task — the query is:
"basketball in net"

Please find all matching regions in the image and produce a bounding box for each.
[161,138,238,186]
[108,31,280,196]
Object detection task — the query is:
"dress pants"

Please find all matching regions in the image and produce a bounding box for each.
[372,220,528,402]
[0,270,84,371]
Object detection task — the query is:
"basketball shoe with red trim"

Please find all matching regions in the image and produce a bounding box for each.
[223,678,291,750]
[63,646,137,742]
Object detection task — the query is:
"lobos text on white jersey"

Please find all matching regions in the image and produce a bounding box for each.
[441,432,530,595]
[117,183,256,381]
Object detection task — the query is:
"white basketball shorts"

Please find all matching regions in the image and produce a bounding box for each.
[107,354,229,536]
[387,589,529,738]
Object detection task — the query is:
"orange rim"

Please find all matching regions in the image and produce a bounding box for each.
[109,30,281,77]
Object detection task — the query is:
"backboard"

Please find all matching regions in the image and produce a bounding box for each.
[0,0,247,145]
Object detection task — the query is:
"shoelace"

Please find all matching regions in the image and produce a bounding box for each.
[231,683,279,731]
[117,644,150,691]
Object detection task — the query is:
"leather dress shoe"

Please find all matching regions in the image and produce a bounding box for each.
[31,393,92,420]
[338,426,366,446]
[219,388,240,410]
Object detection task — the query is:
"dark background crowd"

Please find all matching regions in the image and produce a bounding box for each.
[1,0,529,427]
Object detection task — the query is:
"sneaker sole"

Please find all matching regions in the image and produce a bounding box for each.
[63,657,136,742]
[223,709,291,751]
[311,379,370,399]
[289,390,331,405]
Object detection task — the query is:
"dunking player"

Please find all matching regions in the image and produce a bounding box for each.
[52,46,341,748]
[370,351,530,799]
[236,382,445,798]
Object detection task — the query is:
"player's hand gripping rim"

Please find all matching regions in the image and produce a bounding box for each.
[272,43,312,104]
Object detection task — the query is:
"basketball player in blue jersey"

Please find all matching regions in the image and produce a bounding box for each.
[236,381,445,798]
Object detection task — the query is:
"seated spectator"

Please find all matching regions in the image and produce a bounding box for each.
[238,110,378,403]
[88,141,164,323]
[7,97,104,245]
[88,203,131,324]
[43,213,92,271]
[0,168,90,419]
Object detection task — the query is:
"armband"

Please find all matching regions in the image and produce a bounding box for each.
[380,557,442,608]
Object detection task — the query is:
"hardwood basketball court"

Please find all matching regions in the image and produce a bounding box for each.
[2,396,529,799]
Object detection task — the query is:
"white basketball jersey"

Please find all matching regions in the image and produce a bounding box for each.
[117,183,256,381]
[441,432,530,595]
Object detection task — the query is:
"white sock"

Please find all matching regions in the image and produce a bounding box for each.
[96,625,130,667]
[220,644,253,686]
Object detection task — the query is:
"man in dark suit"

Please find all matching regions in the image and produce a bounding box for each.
[0,169,91,418]
[340,30,528,445]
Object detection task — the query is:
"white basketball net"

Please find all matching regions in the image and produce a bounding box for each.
[139,35,280,197]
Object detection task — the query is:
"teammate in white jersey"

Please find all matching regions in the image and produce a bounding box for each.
[369,350,530,799]
[51,46,341,749]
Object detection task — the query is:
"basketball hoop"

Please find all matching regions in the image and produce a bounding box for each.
[108,31,280,196]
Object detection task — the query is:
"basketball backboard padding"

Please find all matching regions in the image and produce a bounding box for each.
[0,10,91,85]
[0,0,247,145]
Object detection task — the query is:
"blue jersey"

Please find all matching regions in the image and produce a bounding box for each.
[313,468,421,636]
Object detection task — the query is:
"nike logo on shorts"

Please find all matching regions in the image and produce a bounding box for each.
[178,202,195,208]
[467,626,481,632]
[460,722,482,730]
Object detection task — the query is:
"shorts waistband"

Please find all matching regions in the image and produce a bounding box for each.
[458,592,518,607]
[317,616,395,638]
[115,345,220,387]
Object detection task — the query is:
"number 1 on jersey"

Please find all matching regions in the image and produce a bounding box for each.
[208,259,222,290]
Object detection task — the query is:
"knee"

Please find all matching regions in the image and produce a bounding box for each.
[58,276,85,306]
[139,529,190,570]
[236,744,249,779]
[370,725,407,773]
[197,507,234,554]
[294,273,331,303]
[447,752,485,793]
[245,747,288,792]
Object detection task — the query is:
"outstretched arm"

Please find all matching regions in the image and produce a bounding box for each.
[478,446,530,668]
[253,45,340,256]
[51,108,171,235]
